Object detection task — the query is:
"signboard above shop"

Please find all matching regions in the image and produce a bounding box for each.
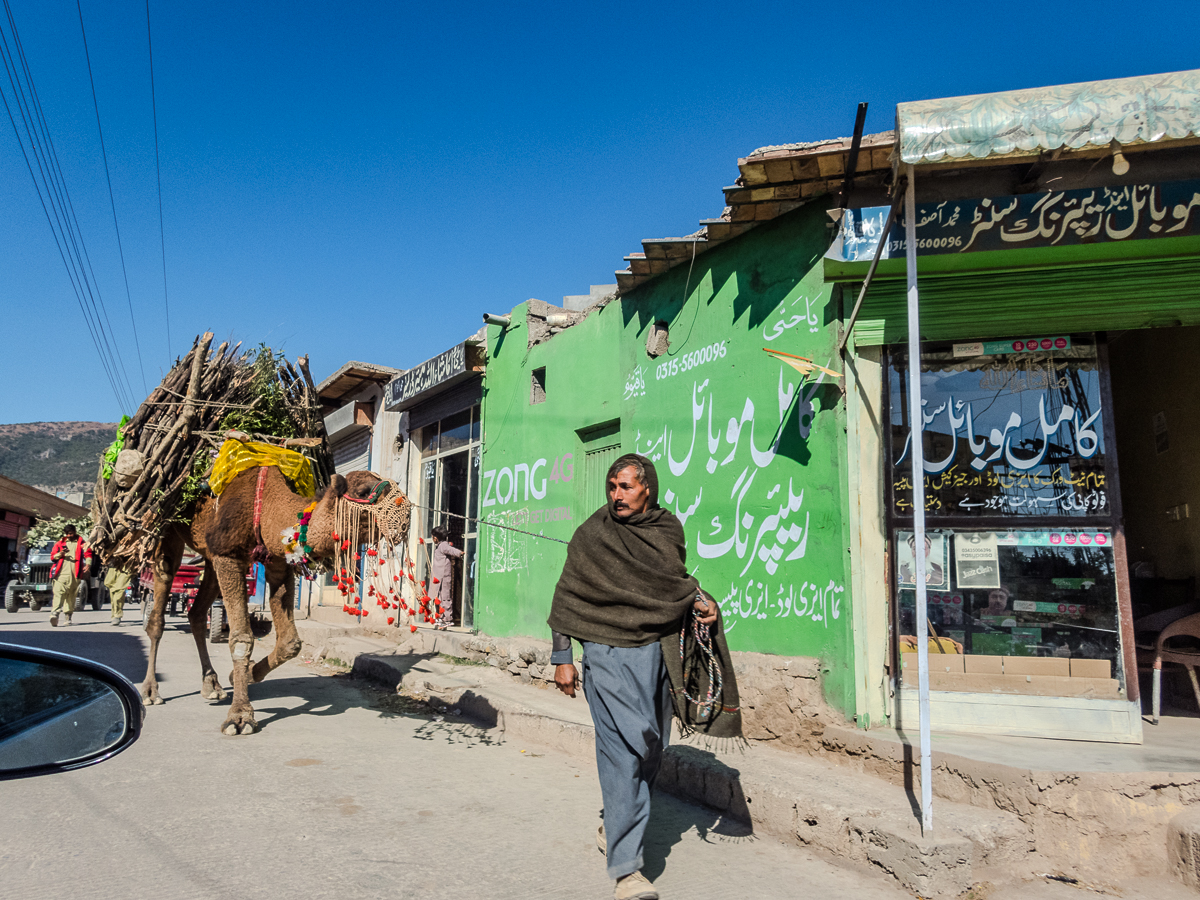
[384,341,485,412]
[838,179,1200,262]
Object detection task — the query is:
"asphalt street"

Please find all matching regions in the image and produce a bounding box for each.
[0,605,913,900]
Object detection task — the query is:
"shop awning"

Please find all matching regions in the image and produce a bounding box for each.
[898,69,1200,165]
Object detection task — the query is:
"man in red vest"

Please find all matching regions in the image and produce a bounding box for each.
[49,523,91,627]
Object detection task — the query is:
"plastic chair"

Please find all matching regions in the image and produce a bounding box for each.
[1138,610,1200,725]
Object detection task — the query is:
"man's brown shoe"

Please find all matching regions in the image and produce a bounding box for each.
[614,871,658,900]
[49,612,58,627]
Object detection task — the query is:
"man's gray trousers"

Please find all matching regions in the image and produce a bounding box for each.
[581,640,672,880]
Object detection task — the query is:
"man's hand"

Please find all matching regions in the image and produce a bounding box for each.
[693,595,718,626]
[554,663,579,698]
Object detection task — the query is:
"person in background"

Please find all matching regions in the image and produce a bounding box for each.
[49,524,91,628]
[104,565,133,626]
[430,526,462,629]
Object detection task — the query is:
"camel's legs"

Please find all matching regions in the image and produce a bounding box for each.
[186,559,227,701]
[251,561,301,683]
[213,555,257,735]
[141,528,185,706]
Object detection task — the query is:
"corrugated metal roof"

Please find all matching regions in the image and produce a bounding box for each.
[898,69,1200,165]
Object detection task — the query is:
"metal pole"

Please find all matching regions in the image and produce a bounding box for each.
[904,164,933,834]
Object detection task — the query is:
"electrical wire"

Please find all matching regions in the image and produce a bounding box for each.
[4,3,133,408]
[76,0,148,395]
[2,1,134,411]
[145,0,171,361]
[0,0,135,412]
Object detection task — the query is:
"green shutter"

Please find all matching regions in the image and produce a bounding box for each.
[850,256,1200,346]
[585,443,621,512]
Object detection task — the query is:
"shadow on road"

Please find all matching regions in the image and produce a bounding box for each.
[642,791,755,881]
[247,669,437,731]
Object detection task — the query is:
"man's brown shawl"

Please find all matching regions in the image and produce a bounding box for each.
[548,454,742,739]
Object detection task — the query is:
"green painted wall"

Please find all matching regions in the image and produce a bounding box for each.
[477,205,856,715]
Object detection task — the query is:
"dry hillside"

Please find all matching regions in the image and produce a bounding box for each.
[0,421,118,496]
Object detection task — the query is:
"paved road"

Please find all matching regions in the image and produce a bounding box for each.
[0,607,918,900]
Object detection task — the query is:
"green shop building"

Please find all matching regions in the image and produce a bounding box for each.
[472,134,896,727]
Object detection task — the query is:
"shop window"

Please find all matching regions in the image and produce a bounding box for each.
[888,335,1107,519]
[895,527,1118,665]
[885,335,1123,691]
[531,367,547,405]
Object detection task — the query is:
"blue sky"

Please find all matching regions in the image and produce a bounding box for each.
[2,0,1197,424]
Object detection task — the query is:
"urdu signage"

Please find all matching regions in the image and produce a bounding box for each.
[384,342,467,411]
[839,179,1200,261]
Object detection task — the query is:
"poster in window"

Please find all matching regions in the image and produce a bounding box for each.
[954,532,1001,589]
[896,531,947,588]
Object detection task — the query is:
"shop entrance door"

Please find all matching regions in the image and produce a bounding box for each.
[415,405,481,628]
[1110,325,1200,718]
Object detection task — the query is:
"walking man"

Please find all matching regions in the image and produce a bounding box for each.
[49,524,91,627]
[548,454,740,900]
[104,565,133,626]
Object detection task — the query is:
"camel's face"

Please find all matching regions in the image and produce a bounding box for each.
[343,470,384,502]
[341,471,410,545]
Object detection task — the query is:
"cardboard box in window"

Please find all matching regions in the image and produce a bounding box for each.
[1070,658,1112,679]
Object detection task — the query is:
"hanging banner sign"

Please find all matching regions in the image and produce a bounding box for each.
[994,531,1110,546]
[840,179,1200,261]
[953,336,1071,358]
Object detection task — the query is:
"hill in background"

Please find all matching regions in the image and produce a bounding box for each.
[0,422,117,497]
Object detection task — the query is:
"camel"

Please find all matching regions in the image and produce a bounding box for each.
[141,465,406,735]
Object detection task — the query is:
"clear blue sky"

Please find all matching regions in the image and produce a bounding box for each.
[2,0,1197,424]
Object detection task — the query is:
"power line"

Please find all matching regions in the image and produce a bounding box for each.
[76,0,148,395]
[145,0,171,361]
[2,0,135,411]
[5,0,136,411]
[0,0,135,413]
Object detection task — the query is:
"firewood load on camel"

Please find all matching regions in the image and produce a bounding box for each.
[89,332,412,735]
[88,332,334,572]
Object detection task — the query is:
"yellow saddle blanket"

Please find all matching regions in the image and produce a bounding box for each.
[209,439,316,498]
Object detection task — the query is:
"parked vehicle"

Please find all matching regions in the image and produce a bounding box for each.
[138,553,204,620]
[137,554,256,640]
[5,544,102,614]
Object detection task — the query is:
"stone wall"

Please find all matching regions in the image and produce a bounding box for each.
[351,624,841,741]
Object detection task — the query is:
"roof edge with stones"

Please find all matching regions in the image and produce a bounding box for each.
[615,131,895,296]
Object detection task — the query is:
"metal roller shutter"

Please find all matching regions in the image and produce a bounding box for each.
[331,431,371,476]
[850,256,1200,346]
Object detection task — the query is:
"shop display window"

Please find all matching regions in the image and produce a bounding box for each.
[413,404,482,628]
[885,335,1125,690]
[895,528,1118,669]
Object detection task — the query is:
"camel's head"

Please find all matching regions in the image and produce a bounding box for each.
[337,470,412,546]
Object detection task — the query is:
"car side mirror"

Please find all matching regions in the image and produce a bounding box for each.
[0,642,142,780]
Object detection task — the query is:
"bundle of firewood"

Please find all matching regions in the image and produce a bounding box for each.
[89,332,333,572]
